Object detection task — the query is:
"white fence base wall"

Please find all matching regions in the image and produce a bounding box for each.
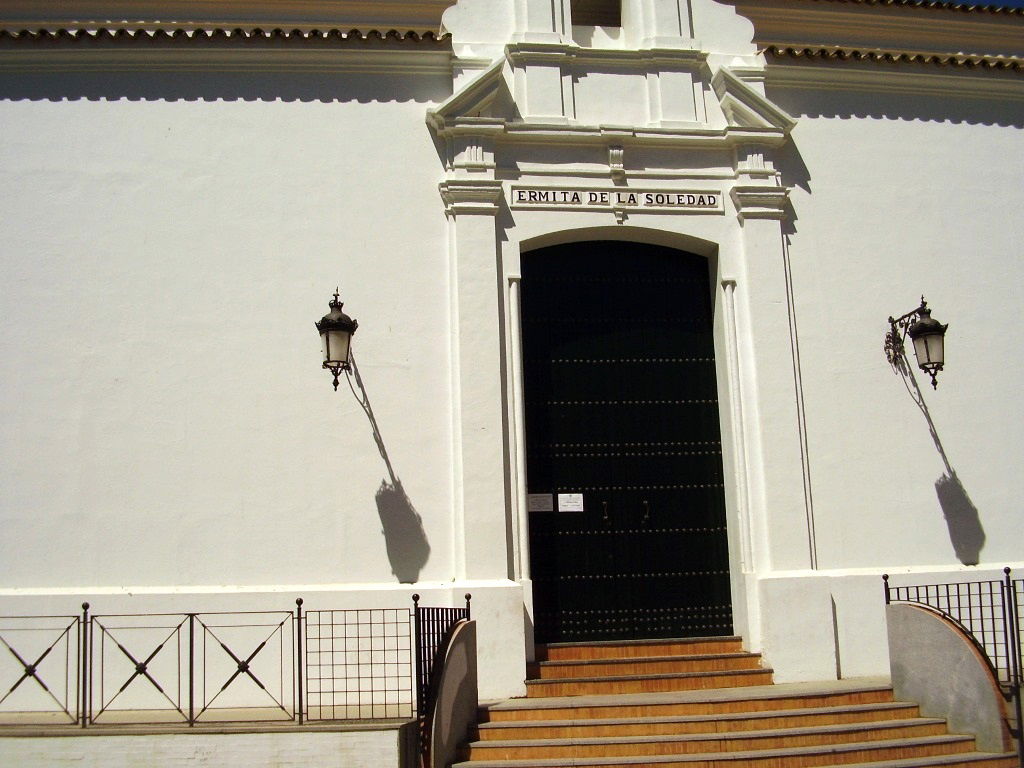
[0,724,416,768]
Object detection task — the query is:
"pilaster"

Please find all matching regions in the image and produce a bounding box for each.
[624,0,698,50]
[731,180,817,571]
[438,178,511,580]
[513,0,571,44]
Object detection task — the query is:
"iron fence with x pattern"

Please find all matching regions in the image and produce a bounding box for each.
[0,596,468,730]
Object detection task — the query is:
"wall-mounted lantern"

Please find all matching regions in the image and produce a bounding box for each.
[316,288,358,390]
[885,297,948,389]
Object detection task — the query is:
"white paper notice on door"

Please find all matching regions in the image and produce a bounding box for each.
[557,493,585,512]
[527,494,554,512]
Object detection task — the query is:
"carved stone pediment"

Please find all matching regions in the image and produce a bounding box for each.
[427,43,796,150]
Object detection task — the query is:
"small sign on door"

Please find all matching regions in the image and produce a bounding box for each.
[527,494,554,512]
[557,493,585,512]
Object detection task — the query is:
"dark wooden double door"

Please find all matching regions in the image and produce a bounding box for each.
[522,241,733,643]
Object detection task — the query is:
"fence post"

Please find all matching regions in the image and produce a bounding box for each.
[882,574,890,605]
[188,614,195,725]
[412,594,422,719]
[1004,568,1023,766]
[295,598,304,725]
[80,602,89,728]
[465,593,472,620]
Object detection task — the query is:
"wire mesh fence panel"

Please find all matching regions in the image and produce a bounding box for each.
[303,609,413,721]
[1013,579,1023,687]
[0,615,80,725]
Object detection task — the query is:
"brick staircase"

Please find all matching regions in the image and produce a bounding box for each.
[452,637,1018,768]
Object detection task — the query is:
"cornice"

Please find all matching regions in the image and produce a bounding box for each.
[712,67,798,133]
[500,123,791,149]
[0,29,452,73]
[439,178,504,216]
[0,1,452,34]
[503,41,708,69]
[0,48,453,75]
[731,185,790,221]
[766,54,1024,97]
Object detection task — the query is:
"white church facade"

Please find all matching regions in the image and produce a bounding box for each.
[1,0,1022,720]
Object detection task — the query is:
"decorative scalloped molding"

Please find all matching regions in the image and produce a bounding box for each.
[0,1,452,33]
[730,0,1024,61]
[811,0,1023,16]
[765,45,1024,72]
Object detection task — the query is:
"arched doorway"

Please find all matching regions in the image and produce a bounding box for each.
[522,240,733,643]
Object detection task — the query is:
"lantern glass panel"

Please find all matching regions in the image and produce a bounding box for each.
[325,329,351,366]
[925,333,944,366]
[912,332,943,367]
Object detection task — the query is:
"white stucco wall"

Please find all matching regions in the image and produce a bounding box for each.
[768,74,1024,572]
[1,0,1023,704]
[0,71,457,589]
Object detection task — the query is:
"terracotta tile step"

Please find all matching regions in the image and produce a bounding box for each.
[485,680,895,721]
[452,751,1019,768]
[452,734,977,767]
[525,669,774,697]
[536,637,744,661]
[462,718,949,760]
[529,653,764,680]
[475,701,921,739]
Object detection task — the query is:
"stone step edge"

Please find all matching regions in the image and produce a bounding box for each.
[452,751,1017,768]
[452,733,977,766]
[477,702,922,732]
[486,679,894,711]
[467,717,948,749]
[526,669,773,686]
[810,753,1019,768]
[533,653,761,668]
[538,637,743,650]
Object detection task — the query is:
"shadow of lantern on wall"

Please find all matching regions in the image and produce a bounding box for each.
[314,288,431,582]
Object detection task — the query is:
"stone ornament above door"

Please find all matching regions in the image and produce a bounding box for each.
[426,16,796,223]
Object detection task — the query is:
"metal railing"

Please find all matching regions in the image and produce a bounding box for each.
[0,595,469,732]
[412,593,471,764]
[884,568,1022,763]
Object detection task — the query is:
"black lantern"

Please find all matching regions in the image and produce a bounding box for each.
[316,288,358,390]
[885,297,948,389]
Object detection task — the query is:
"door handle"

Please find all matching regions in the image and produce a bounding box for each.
[642,500,650,525]
[601,501,610,526]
